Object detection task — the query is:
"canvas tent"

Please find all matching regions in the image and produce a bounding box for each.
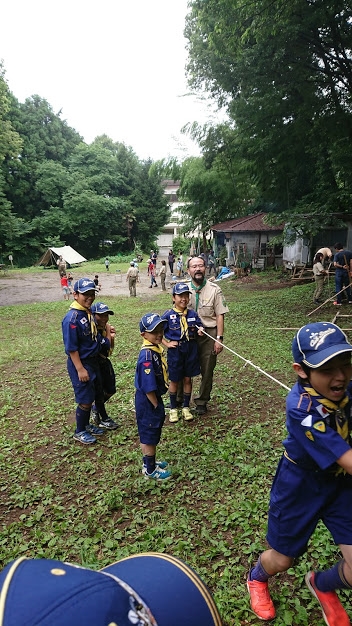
[36,246,87,267]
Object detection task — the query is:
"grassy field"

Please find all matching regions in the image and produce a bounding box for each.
[0,270,349,625]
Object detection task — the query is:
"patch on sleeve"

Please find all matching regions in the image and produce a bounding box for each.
[305,431,314,441]
[143,362,151,367]
[144,369,151,374]
[301,415,312,427]
[70,324,77,329]
[313,421,326,433]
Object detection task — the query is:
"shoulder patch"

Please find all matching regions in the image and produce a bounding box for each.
[313,421,326,433]
[301,415,312,427]
[305,431,314,441]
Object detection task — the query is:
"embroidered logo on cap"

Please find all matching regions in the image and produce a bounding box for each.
[309,328,336,350]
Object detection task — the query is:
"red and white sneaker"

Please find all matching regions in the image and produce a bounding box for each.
[247,578,276,621]
[305,571,351,626]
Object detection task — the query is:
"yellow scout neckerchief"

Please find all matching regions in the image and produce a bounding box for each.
[173,306,189,340]
[142,339,169,386]
[304,385,349,474]
[191,278,206,312]
[70,301,97,341]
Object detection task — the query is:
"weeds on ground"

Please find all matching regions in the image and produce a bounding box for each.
[0,276,348,625]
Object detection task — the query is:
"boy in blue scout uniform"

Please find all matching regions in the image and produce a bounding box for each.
[162,282,203,423]
[62,278,112,445]
[90,302,119,430]
[247,322,352,625]
[135,313,171,480]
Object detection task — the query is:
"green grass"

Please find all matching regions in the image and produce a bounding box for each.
[0,272,349,625]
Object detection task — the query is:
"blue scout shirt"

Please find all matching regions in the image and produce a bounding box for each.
[162,308,203,342]
[62,309,110,360]
[134,346,168,397]
[284,380,352,472]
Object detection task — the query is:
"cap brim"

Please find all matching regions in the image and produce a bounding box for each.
[302,345,352,367]
[101,553,222,626]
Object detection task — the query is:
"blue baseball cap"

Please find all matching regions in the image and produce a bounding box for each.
[292,322,352,368]
[172,282,192,296]
[0,553,222,626]
[73,278,97,293]
[139,313,166,333]
[90,302,114,315]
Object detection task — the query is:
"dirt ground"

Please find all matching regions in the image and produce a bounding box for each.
[0,268,175,306]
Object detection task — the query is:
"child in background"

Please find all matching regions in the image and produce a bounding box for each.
[67,272,74,295]
[312,252,327,304]
[148,259,158,288]
[135,313,171,480]
[62,278,111,444]
[60,274,70,301]
[176,257,183,278]
[247,322,352,625]
[93,274,101,291]
[105,258,110,271]
[159,259,167,291]
[90,302,119,430]
[162,283,203,423]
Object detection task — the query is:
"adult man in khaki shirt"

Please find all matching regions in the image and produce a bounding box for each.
[188,256,229,415]
[126,262,139,297]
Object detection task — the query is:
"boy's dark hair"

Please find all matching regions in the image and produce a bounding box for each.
[334,242,343,250]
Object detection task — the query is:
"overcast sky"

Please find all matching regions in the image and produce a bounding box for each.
[1,0,221,161]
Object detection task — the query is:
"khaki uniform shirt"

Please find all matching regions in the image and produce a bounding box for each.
[189,280,229,328]
[126,267,139,279]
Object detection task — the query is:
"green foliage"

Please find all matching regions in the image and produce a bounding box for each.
[0,77,170,265]
[168,234,192,254]
[1,274,350,624]
[185,0,352,235]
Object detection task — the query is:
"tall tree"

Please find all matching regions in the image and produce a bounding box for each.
[185,0,352,231]
[3,95,82,220]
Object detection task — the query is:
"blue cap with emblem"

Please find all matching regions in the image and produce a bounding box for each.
[172,282,192,296]
[73,278,97,293]
[90,302,114,315]
[292,322,352,368]
[0,553,222,626]
[139,313,167,333]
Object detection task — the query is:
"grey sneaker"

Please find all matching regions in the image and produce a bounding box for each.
[98,418,119,430]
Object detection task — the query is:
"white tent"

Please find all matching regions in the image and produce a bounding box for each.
[36,246,87,267]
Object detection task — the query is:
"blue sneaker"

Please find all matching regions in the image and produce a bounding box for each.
[142,460,169,475]
[86,424,105,435]
[143,466,171,481]
[73,430,96,445]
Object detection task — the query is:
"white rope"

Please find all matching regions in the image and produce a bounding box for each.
[197,327,291,392]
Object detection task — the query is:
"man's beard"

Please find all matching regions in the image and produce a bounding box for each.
[192,271,205,284]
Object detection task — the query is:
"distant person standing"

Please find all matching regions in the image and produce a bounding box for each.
[208,251,216,276]
[151,250,157,266]
[57,255,66,277]
[126,261,139,297]
[105,257,110,271]
[159,260,167,291]
[168,250,175,274]
[312,252,327,304]
[148,258,158,288]
[333,242,352,306]
[93,274,101,291]
[60,274,70,301]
